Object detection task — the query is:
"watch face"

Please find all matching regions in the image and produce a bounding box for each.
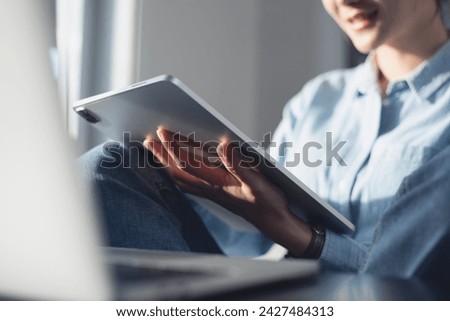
[313,225,326,236]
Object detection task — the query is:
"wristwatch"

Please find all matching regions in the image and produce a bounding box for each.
[285,224,326,259]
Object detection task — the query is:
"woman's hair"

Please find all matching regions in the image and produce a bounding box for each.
[439,0,450,29]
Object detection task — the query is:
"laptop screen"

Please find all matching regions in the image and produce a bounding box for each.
[0,0,111,300]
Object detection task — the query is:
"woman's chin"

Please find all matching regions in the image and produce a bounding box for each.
[350,37,380,54]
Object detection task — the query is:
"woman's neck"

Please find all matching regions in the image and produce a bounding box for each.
[374,16,449,94]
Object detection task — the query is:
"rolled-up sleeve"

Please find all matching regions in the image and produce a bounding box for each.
[320,231,369,272]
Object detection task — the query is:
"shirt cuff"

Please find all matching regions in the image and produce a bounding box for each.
[320,230,368,272]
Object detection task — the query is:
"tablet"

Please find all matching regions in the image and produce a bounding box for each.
[74,75,355,234]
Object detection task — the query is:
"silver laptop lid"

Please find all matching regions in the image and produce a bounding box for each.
[0,0,111,300]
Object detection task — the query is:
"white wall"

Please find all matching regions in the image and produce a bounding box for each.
[138,0,346,141]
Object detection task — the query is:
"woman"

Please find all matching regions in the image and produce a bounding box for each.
[81,0,450,281]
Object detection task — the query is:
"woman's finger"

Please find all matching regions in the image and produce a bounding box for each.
[216,141,261,186]
[156,128,240,188]
[143,136,170,167]
[144,138,211,189]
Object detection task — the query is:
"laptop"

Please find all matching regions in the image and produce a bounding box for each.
[0,0,319,300]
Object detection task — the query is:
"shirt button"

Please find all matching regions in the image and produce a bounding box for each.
[397,81,407,90]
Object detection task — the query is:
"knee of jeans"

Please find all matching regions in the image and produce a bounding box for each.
[78,141,160,181]
[77,142,127,182]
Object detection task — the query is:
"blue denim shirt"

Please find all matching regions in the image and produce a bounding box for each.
[191,40,450,278]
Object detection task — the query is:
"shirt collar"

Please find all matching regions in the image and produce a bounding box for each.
[407,39,450,100]
[355,53,379,96]
[355,39,450,100]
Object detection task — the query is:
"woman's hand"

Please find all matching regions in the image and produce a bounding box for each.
[143,128,312,256]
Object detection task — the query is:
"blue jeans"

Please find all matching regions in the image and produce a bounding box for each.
[78,142,222,254]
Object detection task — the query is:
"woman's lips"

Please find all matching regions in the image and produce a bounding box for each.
[347,8,379,31]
